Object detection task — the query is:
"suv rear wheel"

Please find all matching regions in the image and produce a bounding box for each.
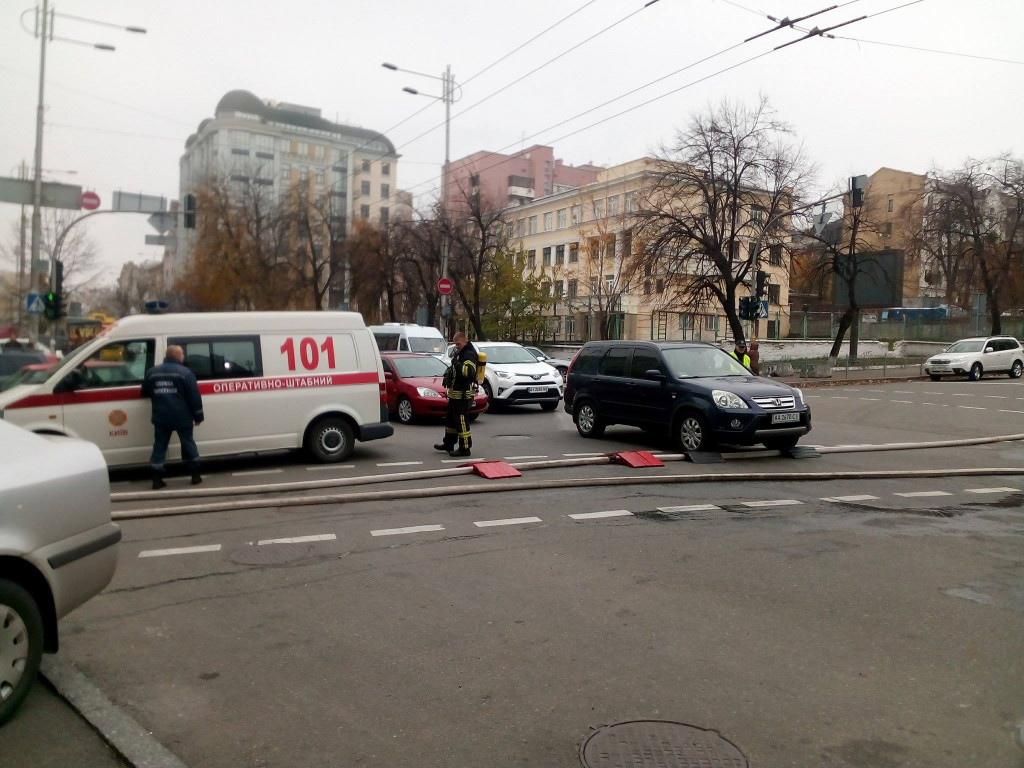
[675,412,713,452]
[574,400,605,438]
[0,579,44,725]
[1010,360,1023,379]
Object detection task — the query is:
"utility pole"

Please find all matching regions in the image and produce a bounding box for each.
[439,64,453,332]
[28,0,50,345]
[17,160,28,329]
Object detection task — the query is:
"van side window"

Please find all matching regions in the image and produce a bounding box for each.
[169,336,262,380]
[573,348,603,375]
[374,333,400,351]
[629,348,663,378]
[74,339,155,390]
[398,338,410,351]
[599,347,631,377]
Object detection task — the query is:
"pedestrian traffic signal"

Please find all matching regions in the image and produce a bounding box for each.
[183,193,196,229]
[44,261,64,321]
[738,296,752,320]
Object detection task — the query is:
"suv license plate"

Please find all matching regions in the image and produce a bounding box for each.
[771,412,800,424]
[528,386,548,394]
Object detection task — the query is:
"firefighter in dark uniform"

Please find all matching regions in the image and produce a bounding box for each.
[141,344,204,489]
[434,332,478,457]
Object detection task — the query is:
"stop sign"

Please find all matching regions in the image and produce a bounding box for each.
[79,191,101,210]
[437,277,453,295]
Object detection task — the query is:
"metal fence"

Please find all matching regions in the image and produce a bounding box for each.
[787,311,1024,342]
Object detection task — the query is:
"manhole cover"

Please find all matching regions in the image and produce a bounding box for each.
[228,543,313,565]
[580,720,748,768]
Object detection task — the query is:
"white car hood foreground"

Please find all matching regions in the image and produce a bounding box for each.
[488,361,560,379]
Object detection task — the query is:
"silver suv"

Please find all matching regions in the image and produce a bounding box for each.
[924,337,1024,381]
[0,421,120,723]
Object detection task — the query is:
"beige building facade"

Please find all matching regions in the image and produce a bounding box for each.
[507,158,792,343]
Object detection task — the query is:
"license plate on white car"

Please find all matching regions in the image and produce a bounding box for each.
[528,386,548,394]
[931,366,951,372]
[771,412,800,424]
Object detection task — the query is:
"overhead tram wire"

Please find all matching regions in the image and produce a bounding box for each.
[827,37,1024,66]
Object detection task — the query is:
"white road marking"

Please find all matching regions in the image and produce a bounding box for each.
[859,397,879,401]
[658,504,721,512]
[830,396,849,400]
[821,494,880,502]
[231,468,283,477]
[569,509,633,520]
[957,405,986,410]
[257,534,336,546]
[998,409,1024,414]
[964,487,1019,494]
[306,464,356,471]
[864,389,885,393]
[505,455,548,460]
[893,390,914,394]
[924,391,943,395]
[894,491,953,498]
[891,400,914,404]
[953,393,972,397]
[441,458,487,463]
[740,499,803,508]
[984,395,1007,399]
[139,544,221,558]
[804,395,822,398]
[563,452,606,456]
[371,525,445,536]
[474,516,542,527]
[377,461,424,467]
[922,402,936,406]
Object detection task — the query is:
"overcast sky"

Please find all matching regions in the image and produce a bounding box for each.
[1,0,1021,285]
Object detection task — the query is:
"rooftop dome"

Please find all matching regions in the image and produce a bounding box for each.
[214,89,264,117]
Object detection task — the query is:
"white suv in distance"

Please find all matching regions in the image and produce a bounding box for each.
[445,341,563,410]
[924,336,1024,381]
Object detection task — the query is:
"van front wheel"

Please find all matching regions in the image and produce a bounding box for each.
[306,417,355,463]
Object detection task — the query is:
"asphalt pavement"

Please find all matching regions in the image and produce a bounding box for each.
[9,376,1024,767]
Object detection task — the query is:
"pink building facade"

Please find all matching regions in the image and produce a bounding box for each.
[444,144,601,210]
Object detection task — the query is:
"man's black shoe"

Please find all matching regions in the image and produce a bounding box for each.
[448,448,471,458]
[152,478,167,490]
[191,473,203,485]
[434,443,451,452]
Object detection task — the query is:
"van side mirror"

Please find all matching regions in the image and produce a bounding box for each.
[644,369,666,382]
[55,368,84,393]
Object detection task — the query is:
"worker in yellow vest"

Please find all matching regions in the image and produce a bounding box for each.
[728,339,752,369]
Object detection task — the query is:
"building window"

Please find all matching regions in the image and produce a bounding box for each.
[381,183,390,198]
[543,247,552,266]
[622,229,633,258]
[544,212,553,232]
[278,138,292,153]
[565,316,575,337]
[655,278,664,293]
[299,167,309,181]
[768,284,780,304]
[527,250,536,269]
[362,159,372,172]
[750,206,765,223]
[604,274,615,292]
[516,219,525,238]
[748,242,757,261]
[297,142,309,156]
[569,242,579,263]
[626,191,637,212]
[679,314,694,331]
[555,244,564,265]
[769,244,783,266]
[608,195,619,217]
[592,199,604,220]
[643,279,652,295]
[704,314,718,331]
[360,204,370,219]
[469,173,479,186]
[506,222,514,240]
[382,162,391,176]
[280,163,291,182]
[529,216,538,235]
[568,279,578,298]
[590,276,599,295]
[554,280,564,298]
[571,205,581,225]
[588,237,600,259]
[315,170,325,184]
[882,222,893,236]
[557,208,567,229]
[361,180,371,195]
[231,148,250,156]
[887,197,894,212]
[605,233,616,258]
[380,207,389,223]
[315,145,325,160]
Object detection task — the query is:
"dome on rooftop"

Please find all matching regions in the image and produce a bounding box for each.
[215,89,264,116]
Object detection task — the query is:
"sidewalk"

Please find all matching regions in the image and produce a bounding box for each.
[775,364,924,387]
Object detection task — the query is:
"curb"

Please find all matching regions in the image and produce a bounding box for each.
[40,655,189,768]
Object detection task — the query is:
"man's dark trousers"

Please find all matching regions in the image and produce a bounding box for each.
[151,423,200,474]
[442,396,472,452]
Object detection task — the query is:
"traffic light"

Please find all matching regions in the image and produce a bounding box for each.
[183,193,197,229]
[44,261,64,321]
[738,296,752,320]
[755,270,769,302]
[850,175,867,208]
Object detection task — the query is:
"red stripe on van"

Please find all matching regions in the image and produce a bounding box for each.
[4,372,379,410]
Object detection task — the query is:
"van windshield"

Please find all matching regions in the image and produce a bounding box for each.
[408,336,445,354]
[661,347,750,378]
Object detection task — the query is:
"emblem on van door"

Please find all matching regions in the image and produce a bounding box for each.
[108,409,127,427]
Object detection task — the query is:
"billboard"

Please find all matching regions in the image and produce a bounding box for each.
[831,249,904,309]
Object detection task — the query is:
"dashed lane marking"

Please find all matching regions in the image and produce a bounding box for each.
[958,405,986,410]
[964,487,1019,494]
[830,396,849,400]
[138,544,221,558]
[377,461,424,467]
[924,391,943,395]
[563,452,606,456]
[474,516,543,528]
[371,525,445,536]
[257,534,336,545]
[894,490,953,498]
[859,397,879,401]
[953,393,973,397]
[504,455,548,460]
[893,391,914,394]
[998,409,1024,414]
[306,464,356,471]
[231,468,283,477]
[441,457,487,463]
[892,400,914,404]
[821,494,880,502]
[984,395,1008,399]
[569,509,633,520]
[658,504,722,513]
[741,499,803,508]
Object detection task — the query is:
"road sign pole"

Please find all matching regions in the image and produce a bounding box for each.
[28,0,50,346]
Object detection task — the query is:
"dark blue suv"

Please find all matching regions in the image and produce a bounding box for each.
[563,341,811,451]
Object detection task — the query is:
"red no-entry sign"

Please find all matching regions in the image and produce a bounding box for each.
[437,277,453,295]
[79,191,101,210]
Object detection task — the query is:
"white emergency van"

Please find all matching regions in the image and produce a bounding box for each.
[369,323,446,357]
[0,312,393,467]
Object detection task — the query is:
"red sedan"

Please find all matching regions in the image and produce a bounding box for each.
[380,352,488,424]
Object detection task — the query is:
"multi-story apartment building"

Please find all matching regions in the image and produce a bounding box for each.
[857,167,928,301]
[175,90,405,298]
[445,144,602,209]
[507,158,792,343]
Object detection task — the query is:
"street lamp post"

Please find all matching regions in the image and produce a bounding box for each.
[382,62,460,332]
[20,2,145,344]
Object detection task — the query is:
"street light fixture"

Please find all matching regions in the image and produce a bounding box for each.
[19,1,145,344]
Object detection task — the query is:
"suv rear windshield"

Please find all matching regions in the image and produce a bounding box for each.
[662,347,749,378]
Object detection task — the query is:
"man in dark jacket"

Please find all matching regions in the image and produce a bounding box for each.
[434,332,478,457]
[141,344,204,489]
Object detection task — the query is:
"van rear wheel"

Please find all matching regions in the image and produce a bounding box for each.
[0,579,44,726]
[306,417,355,463]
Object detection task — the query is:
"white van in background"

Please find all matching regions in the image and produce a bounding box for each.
[0,312,393,466]
[370,323,446,357]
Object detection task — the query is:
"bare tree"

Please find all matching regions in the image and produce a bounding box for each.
[348,217,417,323]
[401,211,445,328]
[446,189,507,339]
[634,97,812,343]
